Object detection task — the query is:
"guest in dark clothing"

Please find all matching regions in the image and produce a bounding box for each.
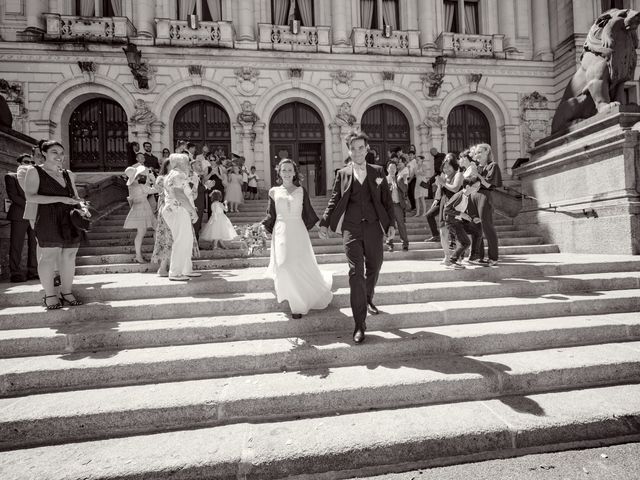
[127,141,140,166]
[471,143,503,266]
[143,142,160,174]
[365,150,376,165]
[190,158,207,239]
[385,161,409,252]
[5,154,38,282]
[24,141,84,309]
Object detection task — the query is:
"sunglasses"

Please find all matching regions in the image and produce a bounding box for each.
[21,159,36,165]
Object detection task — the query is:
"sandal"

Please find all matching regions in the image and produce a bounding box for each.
[43,295,61,310]
[60,292,83,306]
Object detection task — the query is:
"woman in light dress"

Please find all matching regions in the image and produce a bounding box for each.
[123,164,157,264]
[262,159,332,318]
[225,164,244,212]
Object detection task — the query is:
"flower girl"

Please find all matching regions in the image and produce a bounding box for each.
[200,190,237,249]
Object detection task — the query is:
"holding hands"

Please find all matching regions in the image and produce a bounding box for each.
[318,225,329,240]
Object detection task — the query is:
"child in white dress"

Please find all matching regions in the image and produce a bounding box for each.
[200,190,237,249]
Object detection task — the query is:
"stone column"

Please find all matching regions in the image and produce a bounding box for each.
[330,123,342,173]
[418,0,436,48]
[331,0,348,45]
[572,0,593,34]
[252,122,266,186]
[25,0,46,31]
[239,124,255,168]
[150,121,165,155]
[498,0,517,51]
[134,0,154,37]
[532,0,552,60]
[484,0,498,34]
[237,0,255,41]
[131,123,151,148]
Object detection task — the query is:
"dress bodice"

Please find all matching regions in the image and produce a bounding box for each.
[163,170,194,208]
[272,186,303,221]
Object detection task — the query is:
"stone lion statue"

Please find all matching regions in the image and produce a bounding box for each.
[551,8,640,133]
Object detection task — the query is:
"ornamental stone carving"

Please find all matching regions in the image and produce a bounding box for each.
[0,80,27,133]
[335,102,356,126]
[237,101,259,125]
[234,66,260,96]
[331,70,353,98]
[130,99,157,125]
[424,105,445,129]
[520,92,552,151]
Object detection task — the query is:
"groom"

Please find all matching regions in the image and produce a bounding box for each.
[319,132,395,344]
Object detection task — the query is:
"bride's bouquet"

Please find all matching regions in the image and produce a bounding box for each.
[236,223,269,256]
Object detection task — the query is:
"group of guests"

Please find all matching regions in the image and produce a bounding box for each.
[123,141,243,280]
[4,139,85,309]
[384,143,502,268]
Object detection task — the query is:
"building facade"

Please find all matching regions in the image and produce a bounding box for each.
[0,0,638,196]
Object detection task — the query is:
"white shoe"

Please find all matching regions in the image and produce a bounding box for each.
[169,275,190,281]
[186,272,202,277]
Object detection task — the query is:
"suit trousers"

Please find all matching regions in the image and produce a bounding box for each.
[408,177,416,210]
[162,206,193,277]
[387,203,408,247]
[425,200,440,237]
[10,220,37,277]
[343,221,384,328]
[463,221,484,261]
[472,190,499,261]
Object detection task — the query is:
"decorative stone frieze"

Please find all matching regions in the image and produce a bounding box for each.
[520,91,552,152]
[335,102,356,127]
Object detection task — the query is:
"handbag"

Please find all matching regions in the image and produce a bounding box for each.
[419,180,430,189]
[62,170,94,232]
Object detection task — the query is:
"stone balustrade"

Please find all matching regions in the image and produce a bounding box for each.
[351,28,420,56]
[155,19,234,48]
[43,14,136,42]
[258,24,331,53]
[436,32,505,58]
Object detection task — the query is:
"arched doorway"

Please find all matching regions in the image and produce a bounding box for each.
[173,100,231,156]
[361,103,410,161]
[69,98,128,171]
[446,104,491,154]
[269,102,325,196]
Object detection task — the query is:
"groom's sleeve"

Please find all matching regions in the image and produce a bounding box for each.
[319,172,342,228]
[261,188,277,234]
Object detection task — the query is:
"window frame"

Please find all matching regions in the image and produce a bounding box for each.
[444,0,480,35]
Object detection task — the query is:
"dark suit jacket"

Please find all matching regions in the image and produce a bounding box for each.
[320,163,395,234]
[388,174,409,211]
[4,173,26,221]
[261,186,318,234]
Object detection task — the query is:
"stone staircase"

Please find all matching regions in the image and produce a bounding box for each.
[1,197,640,479]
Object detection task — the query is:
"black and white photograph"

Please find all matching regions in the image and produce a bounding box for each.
[1,0,640,478]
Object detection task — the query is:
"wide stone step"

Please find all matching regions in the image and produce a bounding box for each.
[6,255,640,308]
[79,234,543,250]
[84,225,532,240]
[2,340,640,450]
[72,245,561,271]
[1,383,640,479]
[1,287,638,358]
[3,271,635,331]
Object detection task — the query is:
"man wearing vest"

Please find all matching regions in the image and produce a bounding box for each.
[319,132,395,344]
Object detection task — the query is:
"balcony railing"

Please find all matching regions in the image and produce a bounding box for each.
[351,28,420,56]
[436,32,505,58]
[258,24,331,53]
[43,14,136,42]
[155,19,234,48]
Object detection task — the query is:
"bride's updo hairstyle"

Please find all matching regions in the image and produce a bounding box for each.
[275,158,302,186]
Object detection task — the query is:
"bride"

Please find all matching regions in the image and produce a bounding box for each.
[262,158,333,318]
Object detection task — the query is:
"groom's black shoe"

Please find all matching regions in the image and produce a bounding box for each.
[353,327,365,344]
[367,302,379,315]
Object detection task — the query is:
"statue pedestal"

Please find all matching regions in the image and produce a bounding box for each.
[516,105,640,255]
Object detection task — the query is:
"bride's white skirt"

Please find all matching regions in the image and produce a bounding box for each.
[265,216,333,315]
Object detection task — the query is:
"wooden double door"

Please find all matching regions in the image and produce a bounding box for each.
[269,102,325,197]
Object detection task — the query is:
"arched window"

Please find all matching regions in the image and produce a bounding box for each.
[269,102,325,196]
[446,104,491,154]
[272,0,315,26]
[173,100,231,156]
[361,103,410,161]
[444,0,479,34]
[69,98,128,171]
[75,0,123,17]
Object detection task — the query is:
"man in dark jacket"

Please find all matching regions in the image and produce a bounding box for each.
[5,154,38,282]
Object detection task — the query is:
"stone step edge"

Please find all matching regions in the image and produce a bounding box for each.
[7,261,640,307]
[1,297,638,359]
[1,311,639,398]
[2,341,640,451]
[1,383,639,480]
[1,272,637,327]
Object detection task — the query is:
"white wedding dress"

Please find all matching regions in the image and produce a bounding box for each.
[265,186,333,315]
